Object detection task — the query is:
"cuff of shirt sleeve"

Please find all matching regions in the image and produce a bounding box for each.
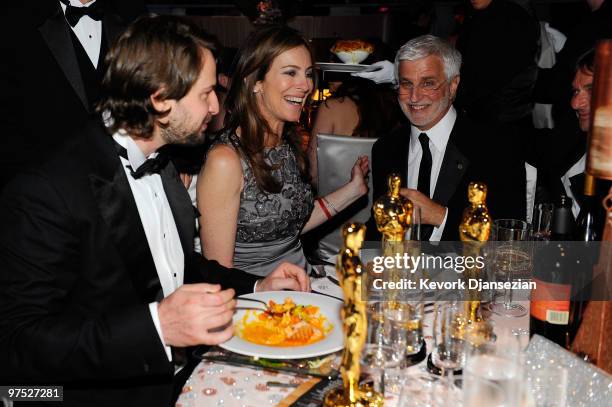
[253,279,259,292]
[430,208,448,241]
[149,302,172,362]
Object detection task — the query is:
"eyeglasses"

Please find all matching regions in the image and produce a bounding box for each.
[397,79,448,96]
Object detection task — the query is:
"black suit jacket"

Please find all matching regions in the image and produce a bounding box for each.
[366,112,526,241]
[0,1,144,190]
[0,120,258,406]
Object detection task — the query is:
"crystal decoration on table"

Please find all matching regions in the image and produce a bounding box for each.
[525,334,612,406]
[459,181,491,323]
[324,223,383,407]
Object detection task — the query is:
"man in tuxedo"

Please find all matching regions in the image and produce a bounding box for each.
[366,35,525,241]
[528,49,610,229]
[0,0,145,190]
[0,15,308,407]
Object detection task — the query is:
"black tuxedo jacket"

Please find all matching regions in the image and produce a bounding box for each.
[366,113,526,241]
[0,120,258,406]
[0,1,144,190]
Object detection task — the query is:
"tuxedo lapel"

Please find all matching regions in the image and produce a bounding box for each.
[38,9,90,112]
[387,127,411,187]
[87,125,162,302]
[102,11,124,49]
[161,164,195,256]
[433,126,469,207]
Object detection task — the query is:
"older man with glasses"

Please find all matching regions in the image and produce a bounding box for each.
[364,35,526,241]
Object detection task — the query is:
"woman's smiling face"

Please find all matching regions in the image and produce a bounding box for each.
[254,45,314,131]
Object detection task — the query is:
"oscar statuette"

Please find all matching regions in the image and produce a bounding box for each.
[324,223,384,407]
[459,182,491,323]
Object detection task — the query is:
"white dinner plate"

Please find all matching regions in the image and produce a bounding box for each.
[315,62,383,73]
[220,291,343,359]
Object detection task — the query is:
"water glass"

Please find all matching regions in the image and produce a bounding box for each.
[384,301,424,362]
[397,372,462,407]
[361,343,399,395]
[463,327,523,407]
[527,366,568,407]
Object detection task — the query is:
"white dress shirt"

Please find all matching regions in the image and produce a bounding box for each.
[113,131,184,361]
[59,0,102,68]
[407,107,457,241]
[561,154,586,218]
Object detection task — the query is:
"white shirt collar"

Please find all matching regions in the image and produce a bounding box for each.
[112,130,158,172]
[410,106,457,153]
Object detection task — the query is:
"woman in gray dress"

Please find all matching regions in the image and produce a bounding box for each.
[196,26,369,277]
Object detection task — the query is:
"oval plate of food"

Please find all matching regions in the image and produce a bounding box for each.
[220,291,343,359]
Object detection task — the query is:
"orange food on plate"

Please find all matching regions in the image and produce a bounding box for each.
[331,40,374,54]
[237,298,333,347]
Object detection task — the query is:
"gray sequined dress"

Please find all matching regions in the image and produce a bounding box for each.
[207,132,314,277]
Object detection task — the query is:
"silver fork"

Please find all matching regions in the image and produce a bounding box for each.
[236,297,268,311]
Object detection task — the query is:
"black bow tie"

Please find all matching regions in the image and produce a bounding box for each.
[114,141,169,180]
[64,2,103,27]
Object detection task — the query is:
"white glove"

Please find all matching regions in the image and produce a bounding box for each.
[351,60,396,85]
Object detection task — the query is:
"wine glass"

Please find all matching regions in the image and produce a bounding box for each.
[432,301,468,379]
[488,219,531,317]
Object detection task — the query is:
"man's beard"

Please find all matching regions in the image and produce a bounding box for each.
[161,114,207,146]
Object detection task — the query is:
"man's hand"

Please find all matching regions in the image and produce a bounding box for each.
[158,283,236,347]
[257,262,310,292]
[351,60,396,85]
[400,188,446,226]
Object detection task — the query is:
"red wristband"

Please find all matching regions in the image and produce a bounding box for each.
[316,197,333,220]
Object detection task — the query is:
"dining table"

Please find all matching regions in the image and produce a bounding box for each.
[175,272,531,407]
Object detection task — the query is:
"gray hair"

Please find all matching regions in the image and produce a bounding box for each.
[394,35,462,82]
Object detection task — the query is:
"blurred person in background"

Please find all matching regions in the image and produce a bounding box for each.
[0,0,145,190]
[209,46,238,133]
[307,76,404,187]
[454,0,539,130]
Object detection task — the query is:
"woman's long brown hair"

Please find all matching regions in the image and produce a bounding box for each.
[225,25,314,193]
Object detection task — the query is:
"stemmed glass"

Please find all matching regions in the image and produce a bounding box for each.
[432,301,468,378]
[487,219,531,317]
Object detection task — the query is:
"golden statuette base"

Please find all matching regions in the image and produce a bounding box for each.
[323,383,384,407]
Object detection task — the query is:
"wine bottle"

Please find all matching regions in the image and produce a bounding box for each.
[574,174,600,241]
[530,195,576,348]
